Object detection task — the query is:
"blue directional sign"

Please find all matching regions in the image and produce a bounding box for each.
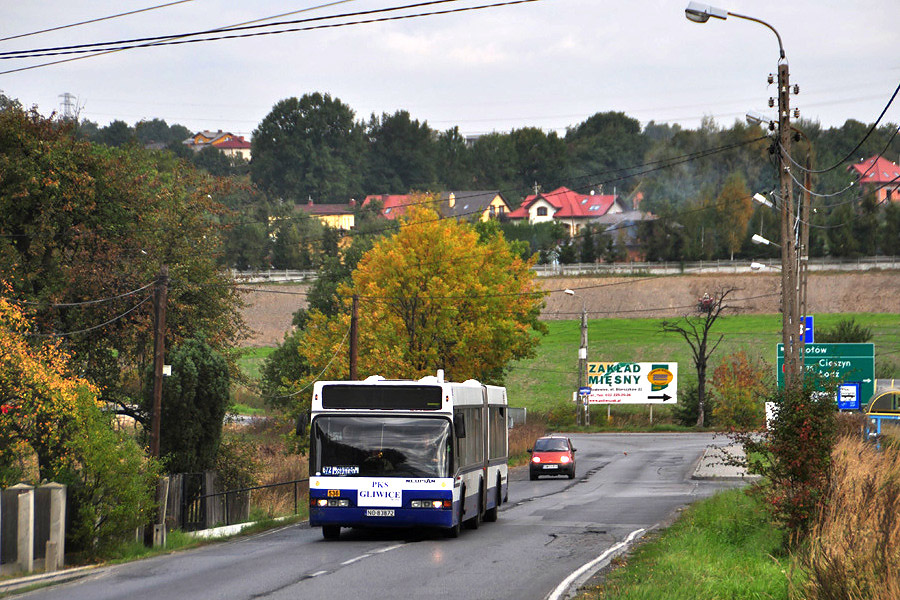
[802,315,814,344]
[578,386,592,397]
[838,383,861,410]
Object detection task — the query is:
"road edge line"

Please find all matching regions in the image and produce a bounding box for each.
[545,527,645,600]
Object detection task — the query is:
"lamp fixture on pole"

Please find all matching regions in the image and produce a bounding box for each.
[685,2,802,389]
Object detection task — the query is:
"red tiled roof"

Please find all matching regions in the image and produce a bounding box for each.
[361,194,414,220]
[507,187,618,219]
[849,156,900,184]
[214,137,251,150]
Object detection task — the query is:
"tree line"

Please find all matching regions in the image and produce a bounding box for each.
[71,91,900,265]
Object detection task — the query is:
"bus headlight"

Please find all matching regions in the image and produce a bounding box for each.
[411,500,448,509]
[314,498,349,507]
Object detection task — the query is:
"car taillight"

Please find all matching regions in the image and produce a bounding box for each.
[532,456,541,463]
[560,455,571,464]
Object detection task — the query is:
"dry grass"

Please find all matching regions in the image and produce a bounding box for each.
[795,433,900,600]
[220,419,309,519]
[508,420,550,464]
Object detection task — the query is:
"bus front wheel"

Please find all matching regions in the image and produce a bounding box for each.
[445,498,463,538]
[322,525,340,540]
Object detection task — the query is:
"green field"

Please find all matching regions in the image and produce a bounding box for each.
[504,313,900,415]
[234,313,899,419]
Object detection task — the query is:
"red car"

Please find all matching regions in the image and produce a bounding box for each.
[528,435,576,480]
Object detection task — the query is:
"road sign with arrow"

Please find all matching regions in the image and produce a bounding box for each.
[777,343,875,405]
[585,362,678,404]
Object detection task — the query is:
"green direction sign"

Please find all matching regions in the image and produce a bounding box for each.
[777,343,875,404]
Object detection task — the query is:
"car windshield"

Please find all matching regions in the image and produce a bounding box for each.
[312,416,452,478]
[534,438,569,452]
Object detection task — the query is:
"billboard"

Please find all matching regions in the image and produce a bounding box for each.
[586,362,678,404]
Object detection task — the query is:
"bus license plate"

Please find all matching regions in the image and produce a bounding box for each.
[366,509,394,517]
[543,464,558,469]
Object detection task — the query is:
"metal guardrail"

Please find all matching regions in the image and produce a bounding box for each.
[230,257,899,282]
[230,269,318,283]
[531,256,900,277]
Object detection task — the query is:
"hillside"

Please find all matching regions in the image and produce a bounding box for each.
[239,271,900,347]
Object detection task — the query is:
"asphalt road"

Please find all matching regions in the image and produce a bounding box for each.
[23,433,744,600]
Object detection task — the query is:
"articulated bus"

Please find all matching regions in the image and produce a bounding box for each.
[308,372,509,539]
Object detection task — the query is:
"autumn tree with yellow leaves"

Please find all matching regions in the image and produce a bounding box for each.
[279,198,546,413]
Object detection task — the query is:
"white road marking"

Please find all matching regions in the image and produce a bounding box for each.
[545,527,645,600]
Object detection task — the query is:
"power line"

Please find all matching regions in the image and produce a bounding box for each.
[0,0,467,58]
[783,80,900,175]
[0,0,197,43]
[12,281,155,307]
[28,294,153,338]
[0,0,544,75]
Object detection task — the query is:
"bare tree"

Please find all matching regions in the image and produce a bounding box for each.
[660,287,738,428]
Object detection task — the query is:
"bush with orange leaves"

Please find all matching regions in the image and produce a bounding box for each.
[0,294,159,555]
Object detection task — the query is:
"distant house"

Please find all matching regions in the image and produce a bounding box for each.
[360,195,417,220]
[183,130,252,161]
[848,156,900,203]
[441,191,511,222]
[506,186,626,236]
[294,198,357,231]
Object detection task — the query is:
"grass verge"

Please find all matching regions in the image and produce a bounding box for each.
[575,488,790,600]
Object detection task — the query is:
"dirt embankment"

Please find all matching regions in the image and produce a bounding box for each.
[239,271,900,347]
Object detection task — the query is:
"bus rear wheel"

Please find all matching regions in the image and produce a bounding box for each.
[483,478,500,523]
[465,486,483,530]
[322,525,341,540]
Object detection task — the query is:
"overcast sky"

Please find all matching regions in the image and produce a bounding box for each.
[2,0,899,140]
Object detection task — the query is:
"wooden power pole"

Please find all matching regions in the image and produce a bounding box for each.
[150,266,168,458]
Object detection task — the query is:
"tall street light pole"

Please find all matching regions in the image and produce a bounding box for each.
[685,2,802,389]
[565,289,589,426]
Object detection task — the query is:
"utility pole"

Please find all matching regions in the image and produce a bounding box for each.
[565,289,588,426]
[684,2,804,391]
[777,61,802,390]
[579,306,589,425]
[349,295,358,380]
[150,266,168,458]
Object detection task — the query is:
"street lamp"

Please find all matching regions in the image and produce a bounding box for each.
[685,2,802,389]
[751,233,779,247]
[565,288,589,426]
[753,192,774,209]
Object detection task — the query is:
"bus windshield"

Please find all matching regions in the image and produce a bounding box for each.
[312,416,452,478]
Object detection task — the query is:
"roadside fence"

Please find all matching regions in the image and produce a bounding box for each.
[231,256,899,283]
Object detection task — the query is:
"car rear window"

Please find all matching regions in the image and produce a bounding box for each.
[534,438,569,452]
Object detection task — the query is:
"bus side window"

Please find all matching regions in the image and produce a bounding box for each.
[455,414,466,438]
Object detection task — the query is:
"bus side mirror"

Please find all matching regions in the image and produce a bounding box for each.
[455,416,466,438]
[295,411,309,437]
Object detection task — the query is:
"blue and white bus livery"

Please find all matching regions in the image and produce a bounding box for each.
[308,372,509,539]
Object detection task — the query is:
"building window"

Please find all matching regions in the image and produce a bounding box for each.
[536,207,548,216]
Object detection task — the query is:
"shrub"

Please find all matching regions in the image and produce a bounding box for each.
[709,351,769,430]
[143,337,230,473]
[673,383,713,428]
[215,437,259,491]
[740,377,838,543]
[815,317,872,343]
[62,403,160,557]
